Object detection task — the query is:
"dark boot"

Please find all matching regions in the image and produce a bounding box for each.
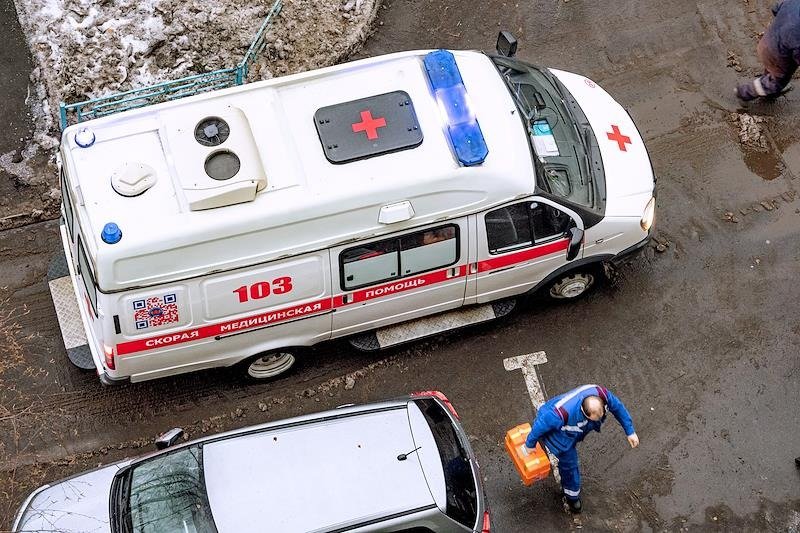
[566,497,582,514]
[736,80,760,101]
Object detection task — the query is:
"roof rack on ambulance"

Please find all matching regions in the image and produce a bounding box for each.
[58,0,283,130]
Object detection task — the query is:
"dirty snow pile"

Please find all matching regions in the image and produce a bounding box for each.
[3,0,377,189]
[730,112,768,150]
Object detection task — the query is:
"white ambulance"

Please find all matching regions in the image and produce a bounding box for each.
[50,34,655,384]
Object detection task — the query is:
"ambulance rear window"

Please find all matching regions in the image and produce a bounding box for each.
[61,168,74,242]
[340,225,459,290]
[77,239,98,315]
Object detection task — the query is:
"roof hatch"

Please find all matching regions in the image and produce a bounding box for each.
[314,90,423,164]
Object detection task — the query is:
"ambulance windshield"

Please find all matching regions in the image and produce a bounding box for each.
[491,57,604,213]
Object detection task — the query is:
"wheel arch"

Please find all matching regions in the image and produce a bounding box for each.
[525,254,613,297]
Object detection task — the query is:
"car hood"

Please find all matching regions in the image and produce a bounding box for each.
[548,68,655,217]
[13,464,121,533]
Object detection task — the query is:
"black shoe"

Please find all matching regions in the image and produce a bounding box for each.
[566,497,582,514]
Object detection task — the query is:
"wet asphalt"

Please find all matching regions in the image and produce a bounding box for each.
[0,0,799,531]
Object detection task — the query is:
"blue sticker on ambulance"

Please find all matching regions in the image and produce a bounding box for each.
[314,90,423,164]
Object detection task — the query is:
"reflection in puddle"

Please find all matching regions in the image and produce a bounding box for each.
[741,146,784,181]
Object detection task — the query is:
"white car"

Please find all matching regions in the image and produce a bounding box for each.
[13,392,489,532]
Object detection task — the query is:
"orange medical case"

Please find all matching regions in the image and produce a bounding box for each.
[505,423,551,486]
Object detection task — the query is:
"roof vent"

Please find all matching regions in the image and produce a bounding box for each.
[167,106,266,211]
[195,117,230,147]
[111,162,157,197]
[205,150,240,181]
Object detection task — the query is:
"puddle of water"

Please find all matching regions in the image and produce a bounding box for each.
[730,113,785,180]
[741,146,785,181]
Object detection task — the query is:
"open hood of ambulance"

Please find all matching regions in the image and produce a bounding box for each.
[548,68,655,217]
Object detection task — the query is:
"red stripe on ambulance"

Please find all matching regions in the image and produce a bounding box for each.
[116,242,567,356]
[477,238,569,272]
[334,266,466,307]
[117,298,333,355]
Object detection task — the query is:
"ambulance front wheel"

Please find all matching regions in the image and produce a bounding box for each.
[547,270,595,300]
[244,351,296,380]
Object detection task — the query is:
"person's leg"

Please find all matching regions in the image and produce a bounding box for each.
[738,38,797,100]
[755,37,797,94]
[556,447,582,512]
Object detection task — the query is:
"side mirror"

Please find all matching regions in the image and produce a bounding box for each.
[155,428,184,450]
[496,31,518,57]
[566,227,584,261]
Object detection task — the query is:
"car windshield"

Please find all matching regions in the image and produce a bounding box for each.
[491,56,599,210]
[115,445,218,533]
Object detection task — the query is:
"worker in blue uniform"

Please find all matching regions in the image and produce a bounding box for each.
[736,0,800,101]
[525,384,639,513]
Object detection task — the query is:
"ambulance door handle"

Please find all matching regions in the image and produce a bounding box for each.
[469,263,478,274]
[490,265,517,274]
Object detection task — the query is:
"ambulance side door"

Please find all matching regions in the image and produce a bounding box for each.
[330,220,469,338]
[475,198,583,303]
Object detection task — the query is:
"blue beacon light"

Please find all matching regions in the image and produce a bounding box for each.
[101,222,122,244]
[423,50,488,166]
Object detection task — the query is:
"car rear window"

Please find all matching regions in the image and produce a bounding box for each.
[414,398,478,528]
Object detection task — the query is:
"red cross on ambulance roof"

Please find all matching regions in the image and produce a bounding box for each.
[606,125,632,151]
[351,110,387,140]
[314,91,423,164]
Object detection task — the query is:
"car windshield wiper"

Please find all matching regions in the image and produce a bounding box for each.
[504,77,542,123]
[111,473,132,533]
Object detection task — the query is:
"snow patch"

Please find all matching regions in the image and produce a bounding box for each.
[3,0,379,211]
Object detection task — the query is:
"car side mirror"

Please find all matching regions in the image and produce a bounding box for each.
[496,31,518,57]
[566,227,584,261]
[155,428,184,450]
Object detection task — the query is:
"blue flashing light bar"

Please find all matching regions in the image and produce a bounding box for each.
[423,50,488,166]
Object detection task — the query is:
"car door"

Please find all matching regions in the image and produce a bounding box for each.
[330,220,469,338]
[475,198,583,303]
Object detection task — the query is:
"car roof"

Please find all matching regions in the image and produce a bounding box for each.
[202,401,442,532]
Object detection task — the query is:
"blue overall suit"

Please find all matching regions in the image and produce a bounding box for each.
[737,0,800,100]
[525,384,635,501]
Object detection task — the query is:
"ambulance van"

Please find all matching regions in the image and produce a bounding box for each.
[49,34,655,384]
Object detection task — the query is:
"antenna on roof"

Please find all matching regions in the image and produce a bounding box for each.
[397,446,422,461]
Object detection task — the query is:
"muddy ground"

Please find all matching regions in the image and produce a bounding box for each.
[1,0,800,531]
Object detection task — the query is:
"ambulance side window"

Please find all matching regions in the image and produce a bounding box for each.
[340,225,460,290]
[341,240,399,289]
[77,239,98,315]
[531,202,571,243]
[399,225,458,276]
[61,168,74,242]
[485,203,533,253]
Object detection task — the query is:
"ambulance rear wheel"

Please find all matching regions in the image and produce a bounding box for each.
[547,271,595,300]
[245,351,296,380]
